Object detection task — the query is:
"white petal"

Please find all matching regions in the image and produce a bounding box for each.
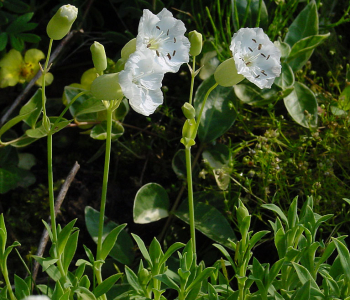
[130,88,163,116]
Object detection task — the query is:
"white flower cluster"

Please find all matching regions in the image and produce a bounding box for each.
[119,8,190,116]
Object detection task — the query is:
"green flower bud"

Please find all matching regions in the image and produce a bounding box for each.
[214,58,245,87]
[182,102,196,120]
[90,73,124,101]
[47,4,78,40]
[121,38,137,61]
[180,118,196,148]
[90,42,107,73]
[139,268,150,285]
[236,199,249,225]
[188,30,202,56]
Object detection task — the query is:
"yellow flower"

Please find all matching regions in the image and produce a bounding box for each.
[0,49,53,88]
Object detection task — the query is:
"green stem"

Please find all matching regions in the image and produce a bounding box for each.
[194,83,218,136]
[2,265,16,300]
[185,146,196,255]
[47,133,57,243]
[96,102,116,300]
[51,91,88,131]
[189,56,196,106]
[42,39,53,121]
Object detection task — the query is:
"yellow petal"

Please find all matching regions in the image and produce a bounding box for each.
[36,72,54,86]
[0,67,20,87]
[0,49,23,68]
[24,49,45,64]
[80,68,98,89]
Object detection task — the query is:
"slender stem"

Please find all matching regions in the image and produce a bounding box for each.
[189,56,196,106]
[95,102,115,300]
[42,39,53,121]
[96,104,113,258]
[52,91,88,131]
[194,83,218,136]
[185,146,196,255]
[2,265,16,300]
[47,133,57,243]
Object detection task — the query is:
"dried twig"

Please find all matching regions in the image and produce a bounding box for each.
[32,161,80,282]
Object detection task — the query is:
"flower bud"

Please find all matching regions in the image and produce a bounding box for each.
[182,102,196,120]
[121,38,137,61]
[47,4,78,40]
[180,118,196,148]
[236,200,249,225]
[90,42,107,73]
[139,268,150,285]
[188,30,202,56]
[90,73,124,101]
[214,58,245,87]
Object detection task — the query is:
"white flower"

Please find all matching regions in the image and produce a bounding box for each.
[23,296,50,300]
[119,50,164,116]
[136,8,190,73]
[230,28,281,89]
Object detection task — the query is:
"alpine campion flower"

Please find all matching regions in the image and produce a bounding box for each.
[136,8,190,73]
[119,50,164,116]
[230,28,281,89]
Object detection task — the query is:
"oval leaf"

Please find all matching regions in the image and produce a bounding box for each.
[175,198,236,248]
[283,82,318,128]
[194,76,238,143]
[85,206,134,265]
[133,183,169,224]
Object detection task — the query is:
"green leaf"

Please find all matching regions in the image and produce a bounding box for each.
[291,262,319,290]
[287,197,298,230]
[26,125,47,138]
[64,87,105,119]
[9,135,37,148]
[202,144,230,170]
[0,167,20,194]
[85,206,134,265]
[93,273,122,298]
[159,242,185,266]
[267,258,285,288]
[154,273,180,291]
[133,183,169,224]
[339,86,350,111]
[186,267,215,292]
[233,81,281,106]
[284,1,318,47]
[194,75,238,143]
[287,34,330,71]
[131,233,152,267]
[274,62,294,89]
[17,33,41,43]
[100,224,127,260]
[6,13,37,33]
[57,219,77,256]
[14,275,30,300]
[32,256,58,272]
[290,280,311,300]
[3,0,30,13]
[233,0,268,29]
[332,238,350,282]
[124,265,142,293]
[283,82,318,128]
[0,109,36,140]
[90,120,124,140]
[176,200,236,248]
[73,287,96,300]
[0,32,8,51]
[172,149,199,180]
[262,204,288,225]
[249,231,270,251]
[62,230,79,274]
[9,34,24,51]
